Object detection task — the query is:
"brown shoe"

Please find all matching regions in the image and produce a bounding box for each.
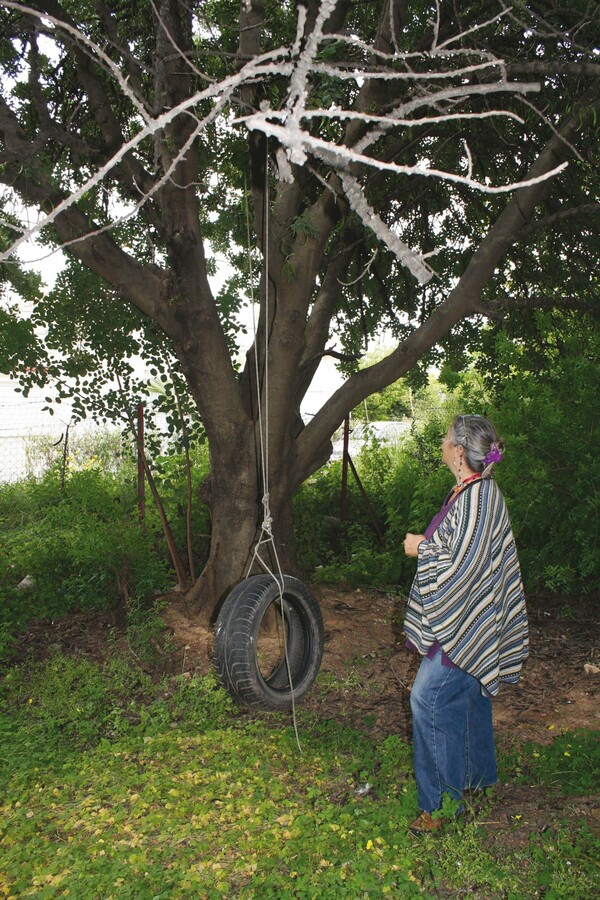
[409,811,443,834]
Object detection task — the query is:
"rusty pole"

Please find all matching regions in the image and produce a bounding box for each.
[341,415,350,522]
[137,402,146,531]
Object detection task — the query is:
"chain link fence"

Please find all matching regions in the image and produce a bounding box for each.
[0,385,131,483]
[0,418,131,484]
[1,375,180,485]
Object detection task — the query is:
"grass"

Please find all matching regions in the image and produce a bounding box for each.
[0,656,598,899]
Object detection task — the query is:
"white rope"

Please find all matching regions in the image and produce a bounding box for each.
[242,157,302,751]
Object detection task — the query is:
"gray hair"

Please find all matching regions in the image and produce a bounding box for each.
[449,414,504,476]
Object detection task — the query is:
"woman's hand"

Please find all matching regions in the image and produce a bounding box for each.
[404,533,425,557]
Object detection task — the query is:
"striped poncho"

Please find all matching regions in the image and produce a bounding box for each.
[404,477,529,696]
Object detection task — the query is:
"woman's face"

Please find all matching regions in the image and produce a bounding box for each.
[442,428,457,471]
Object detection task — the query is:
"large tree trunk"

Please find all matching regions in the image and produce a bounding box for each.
[188,490,301,626]
[184,405,303,625]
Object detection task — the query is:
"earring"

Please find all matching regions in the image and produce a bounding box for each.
[457,457,463,485]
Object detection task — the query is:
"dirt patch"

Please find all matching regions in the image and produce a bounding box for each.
[8,608,119,665]
[14,589,600,746]
[164,586,600,743]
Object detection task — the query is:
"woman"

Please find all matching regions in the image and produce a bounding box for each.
[403,414,528,834]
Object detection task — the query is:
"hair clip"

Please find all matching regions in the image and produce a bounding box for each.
[483,442,503,465]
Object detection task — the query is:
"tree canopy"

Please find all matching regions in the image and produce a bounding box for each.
[0,0,598,616]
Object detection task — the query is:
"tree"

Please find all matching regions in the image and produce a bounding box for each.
[0,0,598,619]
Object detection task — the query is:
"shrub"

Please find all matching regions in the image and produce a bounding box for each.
[0,469,171,660]
[0,470,170,611]
[293,463,349,573]
[1,654,154,746]
[24,426,129,479]
[297,322,600,597]
[482,315,600,593]
[149,441,212,572]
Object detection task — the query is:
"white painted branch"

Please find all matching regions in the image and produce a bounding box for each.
[286,0,338,123]
[317,32,500,65]
[0,0,572,285]
[431,0,442,52]
[352,80,541,154]
[309,59,512,81]
[340,173,436,285]
[0,53,294,261]
[263,108,526,128]
[243,114,568,193]
[436,8,512,51]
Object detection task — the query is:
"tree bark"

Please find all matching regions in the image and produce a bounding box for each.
[184,416,301,625]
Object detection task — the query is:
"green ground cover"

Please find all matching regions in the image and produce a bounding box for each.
[1,659,597,899]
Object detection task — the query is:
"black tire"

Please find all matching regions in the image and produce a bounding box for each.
[213,575,324,710]
[213,575,305,699]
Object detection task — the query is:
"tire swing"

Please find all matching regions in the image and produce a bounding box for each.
[212,158,324,712]
[213,574,324,711]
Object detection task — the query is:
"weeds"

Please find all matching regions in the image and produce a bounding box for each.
[1,654,155,749]
[499,729,600,796]
[1,653,597,898]
[317,668,374,698]
[0,470,172,663]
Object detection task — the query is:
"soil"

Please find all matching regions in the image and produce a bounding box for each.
[10,585,600,845]
[161,586,600,740]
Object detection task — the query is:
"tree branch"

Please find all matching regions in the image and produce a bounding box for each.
[508,61,600,79]
[518,201,600,240]
[294,87,600,481]
[473,293,599,319]
[0,105,167,324]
